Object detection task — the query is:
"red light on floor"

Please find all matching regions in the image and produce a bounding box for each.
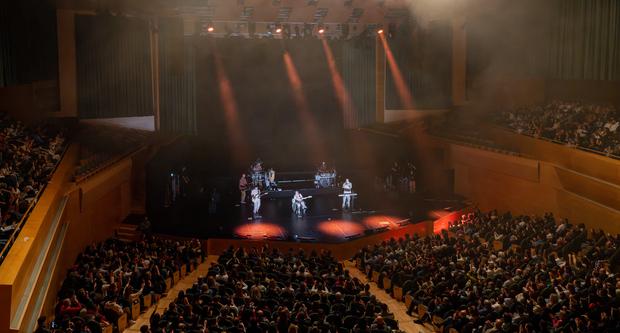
[433,211,461,234]
[234,223,286,239]
[317,220,365,238]
[363,215,401,230]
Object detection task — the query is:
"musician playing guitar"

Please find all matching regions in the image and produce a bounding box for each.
[292,191,311,217]
[250,186,264,217]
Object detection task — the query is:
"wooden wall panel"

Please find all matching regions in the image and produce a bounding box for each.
[0,146,136,333]
[453,162,555,216]
[541,163,620,211]
[446,140,620,234]
[450,144,539,182]
[554,189,620,234]
[484,126,620,186]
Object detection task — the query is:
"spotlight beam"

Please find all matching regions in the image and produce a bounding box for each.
[283,52,326,161]
[378,34,442,194]
[379,33,414,109]
[214,53,249,165]
[321,39,357,127]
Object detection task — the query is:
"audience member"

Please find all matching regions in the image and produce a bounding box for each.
[496,101,620,156]
[0,113,65,235]
[153,245,400,333]
[53,236,203,332]
[356,210,620,332]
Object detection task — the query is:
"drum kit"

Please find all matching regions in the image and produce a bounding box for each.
[251,171,265,186]
[315,172,337,188]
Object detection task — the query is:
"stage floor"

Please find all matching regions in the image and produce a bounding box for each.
[153,185,465,243]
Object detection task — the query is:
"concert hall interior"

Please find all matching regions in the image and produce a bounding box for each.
[1,0,620,333]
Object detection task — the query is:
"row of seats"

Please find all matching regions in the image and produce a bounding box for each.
[495,100,620,158]
[52,235,204,333]
[149,246,402,333]
[356,210,620,332]
[0,114,66,264]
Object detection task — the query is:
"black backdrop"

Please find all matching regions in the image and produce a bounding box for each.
[0,0,57,87]
[194,38,345,169]
[75,15,153,119]
[385,20,453,109]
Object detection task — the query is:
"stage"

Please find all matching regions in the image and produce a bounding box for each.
[146,135,459,243]
[152,179,465,243]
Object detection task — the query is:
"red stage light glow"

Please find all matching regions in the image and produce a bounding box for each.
[234,223,286,240]
[276,28,282,33]
[318,28,325,34]
[321,39,356,126]
[214,53,248,164]
[433,211,461,234]
[377,29,384,34]
[379,33,413,109]
[282,52,326,161]
[207,26,214,32]
[378,33,438,185]
[317,220,365,239]
[363,215,402,230]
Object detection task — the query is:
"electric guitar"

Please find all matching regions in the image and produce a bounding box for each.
[252,192,269,200]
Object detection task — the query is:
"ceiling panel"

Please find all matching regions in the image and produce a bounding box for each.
[56,0,412,24]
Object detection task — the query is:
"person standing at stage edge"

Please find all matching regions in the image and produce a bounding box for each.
[239,173,248,204]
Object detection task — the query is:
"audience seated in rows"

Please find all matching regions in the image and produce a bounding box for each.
[495,101,620,156]
[0,113,66,239]
[357,210,620,332]
[151,245,400,333]
[53,236,203,333]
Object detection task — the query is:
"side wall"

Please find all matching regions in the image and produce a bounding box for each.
[441,142,620,234]
[484,126,620,186]
[0,145,143,333]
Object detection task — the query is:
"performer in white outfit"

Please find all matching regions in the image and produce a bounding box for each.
[251,186,261,217]
[292,191,308,216]
[342,178,353,209]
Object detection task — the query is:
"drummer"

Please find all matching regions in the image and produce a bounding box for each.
[251,158,264,187]
[318,161,329,173]
[316,162,337,188]
[252,158,263,173]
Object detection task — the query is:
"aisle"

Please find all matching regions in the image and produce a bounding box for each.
[344,261,434,333]
[124,255,219,332]
[125,257,434,333]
